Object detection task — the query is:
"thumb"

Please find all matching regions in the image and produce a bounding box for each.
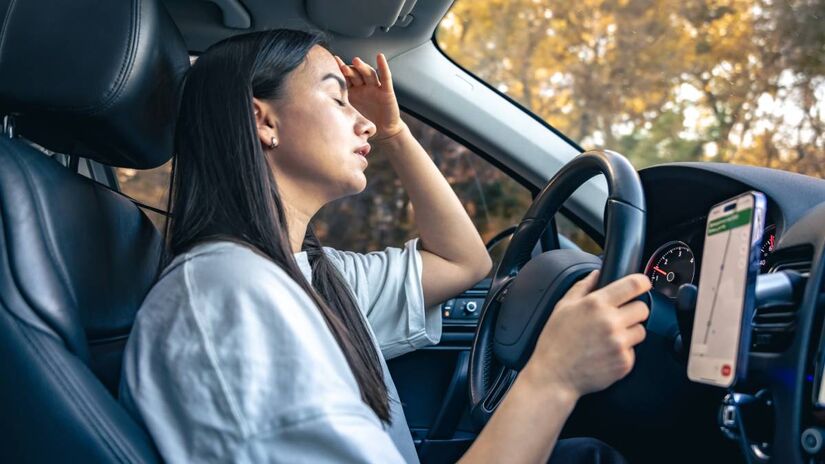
[376,53,395,94]
[564,270,600,299]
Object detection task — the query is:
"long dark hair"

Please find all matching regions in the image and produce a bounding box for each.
[165,29,390,422]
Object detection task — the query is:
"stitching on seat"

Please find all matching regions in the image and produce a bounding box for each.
[12,310,148,463]
[2,151,87,358]
[8,151,81,308]
[89,333,131,346]
[87,0,141,116]
[0,0,19,62]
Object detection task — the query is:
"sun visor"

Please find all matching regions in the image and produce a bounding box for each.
[305,0,417,37]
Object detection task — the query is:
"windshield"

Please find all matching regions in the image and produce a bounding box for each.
[436,0,825,177]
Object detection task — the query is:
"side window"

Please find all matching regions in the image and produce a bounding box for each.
[113,112,601,257]
[115,160,172,230]
[556,213,601,255]
[314,111,533,266]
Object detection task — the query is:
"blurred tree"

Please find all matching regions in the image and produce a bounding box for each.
[437,0,825,174]
[122,0,824,255]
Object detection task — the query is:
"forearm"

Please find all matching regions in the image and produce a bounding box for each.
[376,125,491,274]
[458,372,578,464]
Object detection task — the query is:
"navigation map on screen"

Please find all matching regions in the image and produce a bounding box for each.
[688,193,761,387]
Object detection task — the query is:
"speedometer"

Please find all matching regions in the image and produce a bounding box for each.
[644,241,696,299]
[760,224,776,272]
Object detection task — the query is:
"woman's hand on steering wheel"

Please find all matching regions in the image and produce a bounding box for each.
[521,270,652,400]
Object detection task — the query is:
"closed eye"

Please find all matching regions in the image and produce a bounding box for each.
[334,98,346,107]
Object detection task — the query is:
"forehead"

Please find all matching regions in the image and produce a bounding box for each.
[290,45,342,88]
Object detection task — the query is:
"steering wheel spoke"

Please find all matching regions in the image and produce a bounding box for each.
[482,366,518,412]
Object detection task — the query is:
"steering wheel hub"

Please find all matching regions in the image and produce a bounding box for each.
[495,249,601,370]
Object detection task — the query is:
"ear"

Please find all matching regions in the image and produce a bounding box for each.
[252,97,280,149]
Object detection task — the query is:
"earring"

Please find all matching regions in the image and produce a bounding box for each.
[269,137,278,149]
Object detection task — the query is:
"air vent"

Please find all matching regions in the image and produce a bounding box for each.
[751,259,811,353]
[770,259,812,278]
[751,302,798,352]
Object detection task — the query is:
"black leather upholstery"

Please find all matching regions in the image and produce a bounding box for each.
[0,146,164,464]
[0,0,188,462]
[0,0,189,169]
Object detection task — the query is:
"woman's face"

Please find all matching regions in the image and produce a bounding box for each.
[257,45,376,209]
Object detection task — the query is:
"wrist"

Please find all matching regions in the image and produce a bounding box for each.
[371,122,409,146]
[520,360,581,406]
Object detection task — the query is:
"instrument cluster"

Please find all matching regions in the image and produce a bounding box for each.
[644,224,777,299]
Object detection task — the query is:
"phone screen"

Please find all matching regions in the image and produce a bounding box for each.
[688,192,765,387]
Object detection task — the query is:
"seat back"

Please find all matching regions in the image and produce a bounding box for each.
[0,0,189,461]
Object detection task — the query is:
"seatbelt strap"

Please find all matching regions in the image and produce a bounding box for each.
[18,135,173,218]
[94,179,172,218]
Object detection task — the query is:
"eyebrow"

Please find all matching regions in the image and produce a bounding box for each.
[322,73,346,92]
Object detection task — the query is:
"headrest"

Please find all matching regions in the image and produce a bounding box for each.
[0,0,190,168]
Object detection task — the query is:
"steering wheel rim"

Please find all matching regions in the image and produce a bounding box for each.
[468,149,647,425]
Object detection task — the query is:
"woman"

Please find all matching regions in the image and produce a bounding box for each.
[120,29,651,463]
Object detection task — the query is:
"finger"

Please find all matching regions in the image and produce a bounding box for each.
[622,324,647,347]
[591,273,651,305]
[353,57,380,87]
[376,53,394,94]
[335,55,364,86]
[345,64,364,86]
[617,300,650,327]
[338,65,359,87]
[564,270,600,299]
[620,348,636,376]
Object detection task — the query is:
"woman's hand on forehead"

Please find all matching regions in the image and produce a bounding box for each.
[335,53,406,142]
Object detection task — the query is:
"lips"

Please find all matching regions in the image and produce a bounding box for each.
[354,144,371,157]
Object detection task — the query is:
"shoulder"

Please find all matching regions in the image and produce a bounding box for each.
[124,241,369,439]
[133,241,340,377]
[179,241,298,290]
[177,241,334,345]
[321,238,421,277]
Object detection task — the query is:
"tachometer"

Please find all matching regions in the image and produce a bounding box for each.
[644,241,696,299]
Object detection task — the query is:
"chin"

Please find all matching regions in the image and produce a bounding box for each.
[328,174,367,201]
[349,174,368,195]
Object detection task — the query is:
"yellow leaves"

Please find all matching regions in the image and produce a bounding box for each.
[436,0,825,176]
[626,97,648,115]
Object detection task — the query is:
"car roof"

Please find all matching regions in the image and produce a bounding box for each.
[163,0,451,59]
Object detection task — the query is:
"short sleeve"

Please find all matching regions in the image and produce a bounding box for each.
[120,244,405,463]
[323,238,442,360]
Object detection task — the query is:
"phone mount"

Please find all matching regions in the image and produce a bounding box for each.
[675,270,805,463]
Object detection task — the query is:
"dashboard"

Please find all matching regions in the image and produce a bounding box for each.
[638,163,823,301]
[442,162,825,463]
[630,162,825,463]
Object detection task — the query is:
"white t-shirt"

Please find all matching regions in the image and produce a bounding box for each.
[119,238,442,463]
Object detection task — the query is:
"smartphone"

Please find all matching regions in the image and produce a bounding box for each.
[688,191,766,387]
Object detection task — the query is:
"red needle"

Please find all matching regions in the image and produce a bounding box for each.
[769,235,775,249]
[653,266,668,276]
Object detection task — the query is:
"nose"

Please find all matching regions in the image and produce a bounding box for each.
[356,113,377,139]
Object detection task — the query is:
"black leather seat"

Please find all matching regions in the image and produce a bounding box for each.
[0,0,189,461]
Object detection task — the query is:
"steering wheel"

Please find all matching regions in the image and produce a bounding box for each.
[469,149,647,425]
